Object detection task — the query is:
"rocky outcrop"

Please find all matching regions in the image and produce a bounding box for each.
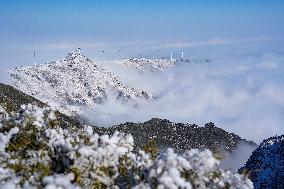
[239,135,284,189]
[95,118,257,154]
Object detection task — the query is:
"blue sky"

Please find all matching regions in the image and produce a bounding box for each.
[0,0,284,72]
[1,0,284,43]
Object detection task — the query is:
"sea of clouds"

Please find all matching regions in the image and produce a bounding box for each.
[86,45,284,170]
[88,43,284,145]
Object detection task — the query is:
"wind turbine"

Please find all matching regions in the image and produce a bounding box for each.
[34,50,37,66]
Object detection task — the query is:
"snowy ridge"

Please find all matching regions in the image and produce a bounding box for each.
[240,134,284,189]
[9,52,153,115]
[260,134,284,148]
[120,58,176,72]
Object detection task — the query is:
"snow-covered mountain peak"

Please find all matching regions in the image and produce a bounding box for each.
[9,52,154,115]
[64,51,89,63]
[119,58,177,72]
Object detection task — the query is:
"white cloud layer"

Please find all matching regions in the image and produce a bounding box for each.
[220,142,257,171]
[87,51,284,144]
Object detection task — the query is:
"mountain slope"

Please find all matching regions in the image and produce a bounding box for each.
[239,135,284,189]
[0,83,83,130]
[0,83,256,154]
[0,82,45,112]
[9,52,153,115]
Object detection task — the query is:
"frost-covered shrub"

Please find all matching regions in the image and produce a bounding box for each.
[0,104,253,189]
[0,105,10,127]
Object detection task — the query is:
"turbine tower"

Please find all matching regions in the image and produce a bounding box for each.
[34,50,37,66]
[181,51,184,59]
[170,52,173,61]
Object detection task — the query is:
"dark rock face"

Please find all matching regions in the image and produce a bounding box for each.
[94,118,257,154]
[239,135,284,189]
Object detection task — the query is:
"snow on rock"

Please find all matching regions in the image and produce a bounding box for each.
[239,134,284,189]
[120,58,176,72]
[9,52,153,115]
[0,104,253,189]
[0,106,9,124]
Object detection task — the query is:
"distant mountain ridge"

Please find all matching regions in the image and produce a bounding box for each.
[9,52,153,115]
[119,58,177,72]
[95,118,257,154]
